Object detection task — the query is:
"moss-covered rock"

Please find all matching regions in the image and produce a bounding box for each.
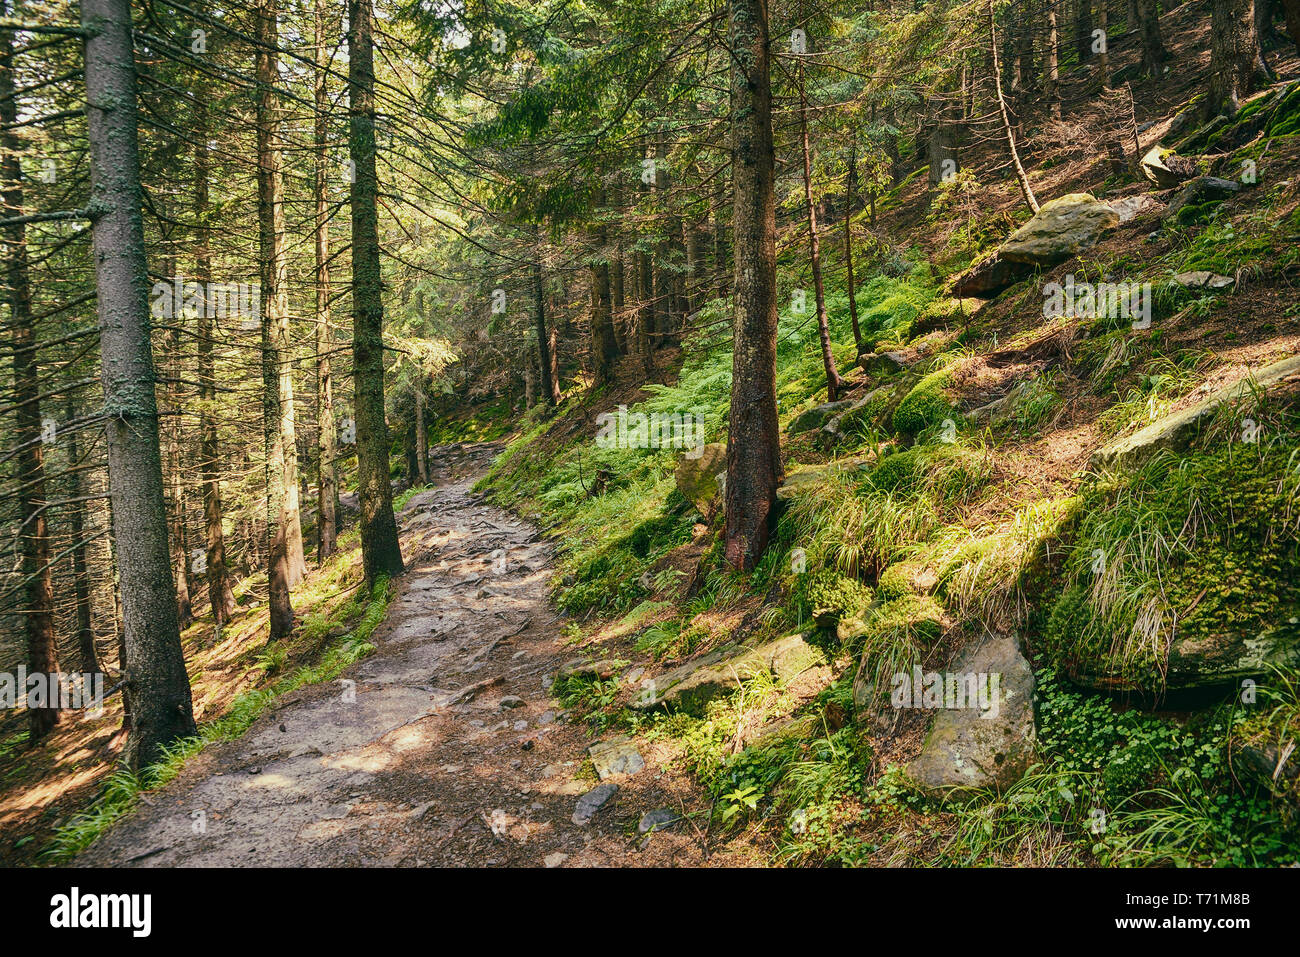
[892,368,958,436]
[1045,435,1300,694]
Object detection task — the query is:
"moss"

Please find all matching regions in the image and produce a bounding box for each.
[1041,433,1300,692]
[876,562,928,601]
[868,447,925,493]
[800,567,873,627]
[891,368,957,436]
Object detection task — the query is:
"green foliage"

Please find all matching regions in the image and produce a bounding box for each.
[892,368,956,436]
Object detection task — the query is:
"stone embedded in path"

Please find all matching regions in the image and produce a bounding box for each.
[638,808,680,834]
[499,695,526,709]
[588,738,645,779]
[544,852,569,868]
[905,632,1036,794]
[572,783,619,825]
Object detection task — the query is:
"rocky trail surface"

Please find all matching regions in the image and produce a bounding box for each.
[79,443,741,867]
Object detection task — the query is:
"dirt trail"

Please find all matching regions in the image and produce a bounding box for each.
[78,443,738,868]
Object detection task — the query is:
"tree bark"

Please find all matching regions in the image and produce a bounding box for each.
[1076,0,1095,61]
[724,0,782,572]
[991,4,1041,213]
[1137,0,1167,76]
[192,96,236,620]
[797,62,843,402]
[349,0,404,584]
[843,142,863,357]
[1045,3,1062,119]
[532,247,561,405]
[1282,0,1300,53]
[2,25,58,740]
[1209,0,1267,116]
[81,0,196,768]
[590,198,619,388]
[257,0,295,637]
[314,0,338,563]
[65,402,102,676]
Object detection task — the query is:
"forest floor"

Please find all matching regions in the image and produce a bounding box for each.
[75,443,753,867]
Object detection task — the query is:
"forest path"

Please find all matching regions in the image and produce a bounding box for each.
[78,442,731,867]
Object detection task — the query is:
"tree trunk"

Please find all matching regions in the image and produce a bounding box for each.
[314,0,338,563]
[192,98,236,620]
[164,313,193,630]
[1098,0,1111,88]
[991,3,1041,213]
[590,193,619,387]
[254,1,305,589]
[81,0,196,768]
[414,385,429,484]
[1045,4,1062,119]
[1209,0,1266,116]
[713,161,729,298]
[724,0,782,572]
[1138,0,1167,76]
[349,0,404,584]
[797,62,843,402]
[1076,0,1095,61]
[532,242,561,405]
[257,0,295,638]
[843,143,863,358]
[65,403,102,676]
[2,26,59,740]
[1282,0,1300,53]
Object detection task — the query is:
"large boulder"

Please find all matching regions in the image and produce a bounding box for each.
[629,634,826,714]
[1091,355,1300,471]
[998,193,1120,267]
[905,632,1036,793]
[674,441,726,513]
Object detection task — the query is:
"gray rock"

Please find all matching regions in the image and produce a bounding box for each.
[789,400,853,435]
[630,634,826,714]
[498,695,526,709]
[1141,145,1197,189]
[998,193,1120,267]
[557,658,621,681]
[1163,175,1241,222]
[588,738,645,779]
[1171,270,1235,289]
[1107,193,1160,223]
[775,457,872,502]
[572,783,619,825]
[951,254,1031,299]
[860,351,908,376]
[673,442,727,512]
[1091,355,1300,471]
[637,808,681,834]
[905,632,1036,793]
[543,851,569,868]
